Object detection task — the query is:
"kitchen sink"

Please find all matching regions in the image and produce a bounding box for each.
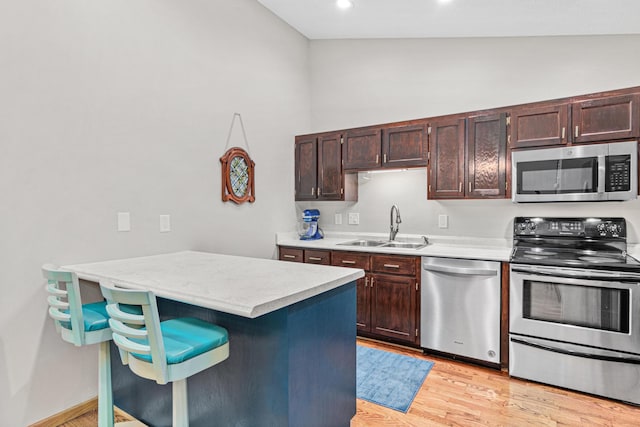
[337,239,428,249]
[381,241,427,249]
[337,239,387,247]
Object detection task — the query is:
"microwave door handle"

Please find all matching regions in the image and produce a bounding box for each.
[598,154,606,193]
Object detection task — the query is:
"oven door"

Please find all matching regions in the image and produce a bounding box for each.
[510,264,640,354]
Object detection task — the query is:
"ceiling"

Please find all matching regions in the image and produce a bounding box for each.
[257,0,640,39]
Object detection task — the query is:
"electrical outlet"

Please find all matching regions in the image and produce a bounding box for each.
[348,212,360,225]
[160,214,171,232]
[438,214,449,229]
[334,213,343,225]
[117,212,131,232]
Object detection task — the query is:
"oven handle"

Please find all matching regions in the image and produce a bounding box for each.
[511,265,640,282]
[511,337,640,365]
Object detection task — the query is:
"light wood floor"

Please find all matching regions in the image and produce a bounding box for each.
[354,339,640,427]
[61,338,640,427]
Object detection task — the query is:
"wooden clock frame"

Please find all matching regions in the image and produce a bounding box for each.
[220,147,255,204]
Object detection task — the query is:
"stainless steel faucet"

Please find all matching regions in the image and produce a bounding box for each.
[389,205,402,241]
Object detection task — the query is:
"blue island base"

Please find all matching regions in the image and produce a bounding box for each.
[110,282,357,427]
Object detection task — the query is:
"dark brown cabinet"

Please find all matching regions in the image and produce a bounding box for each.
[429,114,508,200]
[342,127,382,170]
[510,94,640,149]
[428,118,466,199]
[572,94,640,143]
[295,133,356,201]
[279,247,331,265]
[382,124,428,168]
[343,124,428,171]
[332,251,420,346]
[278,247,304,263]
[467,113,508,198]
[510,103,569,148]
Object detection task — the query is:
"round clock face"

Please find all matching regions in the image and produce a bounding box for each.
[230,155,249,198]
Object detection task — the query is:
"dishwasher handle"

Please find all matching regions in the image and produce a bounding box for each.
[422,264,497,277]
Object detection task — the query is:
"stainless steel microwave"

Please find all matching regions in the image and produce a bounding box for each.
[512,141,638,202]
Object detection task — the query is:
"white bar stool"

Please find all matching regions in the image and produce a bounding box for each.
[100,280,229,427]
[43,264,115,427]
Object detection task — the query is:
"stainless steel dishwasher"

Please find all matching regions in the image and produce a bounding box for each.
[421,257,501,364]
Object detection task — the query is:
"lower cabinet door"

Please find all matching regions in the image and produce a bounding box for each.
[370,273,417,344]
[356,276,371,332]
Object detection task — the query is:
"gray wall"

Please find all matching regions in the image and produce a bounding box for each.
[0,1,308,424]
[303,36,640,242]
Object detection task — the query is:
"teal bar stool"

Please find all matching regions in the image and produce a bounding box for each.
[99,280,229,427]
[43,264,115,427]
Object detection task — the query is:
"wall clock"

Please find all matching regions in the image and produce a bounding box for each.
[220,146,255,204]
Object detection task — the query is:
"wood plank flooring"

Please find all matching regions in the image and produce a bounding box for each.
[59,338,640,426]
[353,339,640,427]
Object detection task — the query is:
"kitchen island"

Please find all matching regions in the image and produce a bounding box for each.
[64,251,363,427]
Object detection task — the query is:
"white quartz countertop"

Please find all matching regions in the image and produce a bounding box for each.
[277,232,512,262]
[64,251,364,318]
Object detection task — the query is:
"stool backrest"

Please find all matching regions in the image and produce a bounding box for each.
[100,281,168,383]
[43,264,85,346]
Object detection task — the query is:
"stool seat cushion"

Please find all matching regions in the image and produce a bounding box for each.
[132,317,228,365]
[61,301,110,331]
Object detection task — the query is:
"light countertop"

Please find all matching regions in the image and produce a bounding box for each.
[277,232,513,262]
[64,251,364,318]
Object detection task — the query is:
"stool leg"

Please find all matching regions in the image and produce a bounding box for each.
[173,378,189,427]
[98,340,114,427]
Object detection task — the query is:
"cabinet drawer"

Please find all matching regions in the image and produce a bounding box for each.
[371,255,416,275]
[331,251,370,270]
[304,250,331,265]
[279,247,303,263]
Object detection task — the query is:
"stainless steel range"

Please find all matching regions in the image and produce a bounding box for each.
[509,217,640,405]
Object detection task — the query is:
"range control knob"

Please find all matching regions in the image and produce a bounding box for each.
[529,222,537,231]
[608,223,622,235]
[596,223,607,234]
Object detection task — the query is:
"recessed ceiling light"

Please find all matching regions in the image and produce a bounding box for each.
[336,0,354,10]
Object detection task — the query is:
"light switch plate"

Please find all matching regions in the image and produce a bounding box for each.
[438,214,448,229]
[160,214,171,232]
[117,212,131,232]
[348,212,360,225]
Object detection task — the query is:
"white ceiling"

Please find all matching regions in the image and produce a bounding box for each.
[257,0,640,39]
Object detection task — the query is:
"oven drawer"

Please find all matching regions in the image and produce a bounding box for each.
[510,334,640,405]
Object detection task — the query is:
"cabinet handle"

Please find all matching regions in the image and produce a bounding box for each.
[283,254,296,259]
[575,125,579,138]
[317,187,321,196]
[383,264,400,269]
[371,277,374,287]
[376,154,379,164]
[468,182,471,193]
[308,256,322,261]
[561,126,566,140]
[365,277,369,287]
[341,260,356,265]
[459,182,462,192]
[311,187,315,196]
[383,153,387,163]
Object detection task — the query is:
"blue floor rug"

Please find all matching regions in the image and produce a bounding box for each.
[356,345,434,413]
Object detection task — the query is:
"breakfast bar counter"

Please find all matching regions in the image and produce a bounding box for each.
[64,251,363,427]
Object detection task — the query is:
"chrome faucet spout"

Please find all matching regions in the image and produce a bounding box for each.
[389,205,402,241]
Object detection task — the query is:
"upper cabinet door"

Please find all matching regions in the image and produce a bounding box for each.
[294,135,318,201]
[382,124,428,168]
[343,127,382,170]
[510,104,569,148]
[428,118,466,199]
[317,133,343,200]
[572,95,640,143]
[467,113,507,198]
